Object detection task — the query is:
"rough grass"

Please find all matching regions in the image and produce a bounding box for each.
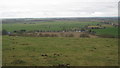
[3,36,118,66]
[0,36,2,66]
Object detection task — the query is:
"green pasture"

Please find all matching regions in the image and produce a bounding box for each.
[3,36,118,66]
[92,26,119,37]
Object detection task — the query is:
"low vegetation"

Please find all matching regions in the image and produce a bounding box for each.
[2,18,119,66]
[3,36,118,66]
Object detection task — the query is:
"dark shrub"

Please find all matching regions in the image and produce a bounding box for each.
[69,34,74,37]
[65,34,69,37]
[39,33,43,37]
[90,31,96,35]
[81,28,85,32]
[13,30,17,33]
[80,34,90,38]
[118,35,120,38]
[2,29,8,35]
[11,59,26,64]
[60,33,64,37]
[18,29,26,34]
[88,30,92,33]
[9,34,17,36]
[97,34,115,38]
[51,34,58,37]
[20,29,26,32]
[65,34,74,37]
[44,34,50,37]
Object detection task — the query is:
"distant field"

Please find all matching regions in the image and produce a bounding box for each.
[3,21,100,32]
[92,27,119,37]
[3,20,119,37]
[3,36,118,66]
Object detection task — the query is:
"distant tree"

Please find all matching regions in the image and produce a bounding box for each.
[103,27,106,29]
[35,30,39,32]
[97,24,100,26]
[88,30,92,33]
[39,30,42,32]
[13,30,17,33]
[91,31,96,35]
[2,29,8,35]
[81,28,85,32]
[20,29,26,32]
[18,29,26,34]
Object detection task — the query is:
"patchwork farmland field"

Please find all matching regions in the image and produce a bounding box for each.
[3,19,119,37]
[3,36,118,66]
[3,21,100,32]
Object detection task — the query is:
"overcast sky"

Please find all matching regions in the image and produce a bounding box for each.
[0,0,119,18]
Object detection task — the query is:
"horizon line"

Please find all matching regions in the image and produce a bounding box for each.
[1,16,118,19]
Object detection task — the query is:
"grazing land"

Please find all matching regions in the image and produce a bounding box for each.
[92,26,119,37]
[2,17,119,66]
[3,36,118,66]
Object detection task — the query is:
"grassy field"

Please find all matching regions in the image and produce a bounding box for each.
[2,18,119,66]
[92,27,119,37]
[3,20,119,37]
[0,36,2,66]
[3,21,100,32]
[3,36,118,66]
